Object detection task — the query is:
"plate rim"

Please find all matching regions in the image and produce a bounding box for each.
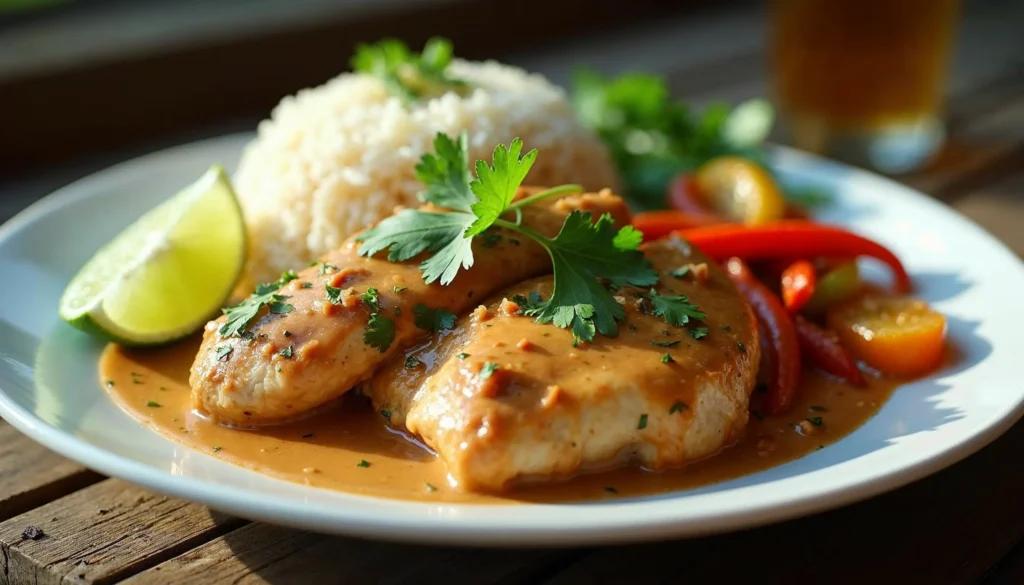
[2,133,1023,547]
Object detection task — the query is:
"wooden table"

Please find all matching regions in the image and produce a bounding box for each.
[3,2,1024,584]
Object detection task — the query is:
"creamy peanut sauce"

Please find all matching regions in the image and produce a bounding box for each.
[100,336,908,504]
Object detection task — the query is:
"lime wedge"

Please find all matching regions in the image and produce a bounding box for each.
[59,165,246,346]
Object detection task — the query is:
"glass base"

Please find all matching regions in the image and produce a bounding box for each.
[788,114,946,175]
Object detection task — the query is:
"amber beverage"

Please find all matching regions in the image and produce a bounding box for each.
[770,0,960,173]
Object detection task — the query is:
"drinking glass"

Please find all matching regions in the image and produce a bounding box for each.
[769,0,961,174]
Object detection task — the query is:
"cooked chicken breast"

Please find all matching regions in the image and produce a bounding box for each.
[365,236,760,492]
[190,189,631,426]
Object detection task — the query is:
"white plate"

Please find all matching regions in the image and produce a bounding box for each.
[1,133,1023,547]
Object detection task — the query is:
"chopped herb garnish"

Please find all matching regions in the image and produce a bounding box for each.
[637,413,649,430]
[280,270,299,283]
[806,416,823,426]
[212,446,222,453]
[405,355,422,369]
[356,132,657,344]
[279,345,294,358]
[511,291,544,314]
[393,285,407,293]
[268,302,294,314]
[661,353,674,364]
[670,401,688,414]
[361,287,395,351]
[425,482,438,492]
[215,345,233,362]
[300,282,313,289]
[106,380,114,388]
[480,362,499,379]
[319,262,338,276]
[145,401,161,408]
[413,303,457,333]
[356,460,371,468]
[362,287,382,312]
[283,331,292,338]
[380,409,392,420]
[738,342,747,353]
[364,314,396,352]
[645,290,706,327]
[809,405,828,412]
[651,340,680,348]
[457,352,470,360]
[219,273,299,337]
[688,327,709,340]
[325,285,343,304]
[604,486,619,494]
[669,266,690,278]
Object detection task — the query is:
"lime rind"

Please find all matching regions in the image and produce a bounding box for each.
[58,165,247,346]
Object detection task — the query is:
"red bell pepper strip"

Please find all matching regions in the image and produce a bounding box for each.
[794,315,867,387]
[781,260,816,314]
[632,210,726,242]
[725,257,802,415]
[676,221,912,293]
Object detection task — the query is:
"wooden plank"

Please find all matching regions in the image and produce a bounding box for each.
[947,164,1024,256]
[901,81,1024,198]
[0,420,103,523]
[543,416,1024,585]
[122,522,580,585]
[0,479,244,585]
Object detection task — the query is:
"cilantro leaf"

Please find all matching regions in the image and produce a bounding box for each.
[326,285,343,304]
[364,313,396,352]
[415,132,474,211]
[647,290,706,326]
[480,362,499,379]
[351,38,418,101]
[612,225,644,250]
[413,303,457,333]
[219,277,293,337]
[351,37,465,102]
[525,212,658,341]
[356,209,473,262]
[362,287,382,312]
[511,291,544,314]
[688,326,709,340]
[418,226,476,285]
[466,138,537,236]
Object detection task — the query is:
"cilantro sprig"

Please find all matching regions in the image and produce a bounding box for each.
[357,133,580,285]
[357,131,658,343]
[351,37,466,102]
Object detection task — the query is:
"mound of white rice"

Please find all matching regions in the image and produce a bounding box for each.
[233,59,621,287]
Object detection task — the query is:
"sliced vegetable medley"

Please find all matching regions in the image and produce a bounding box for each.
[626,148,947,414]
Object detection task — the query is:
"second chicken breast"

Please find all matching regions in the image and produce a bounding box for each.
[365,236,760,492]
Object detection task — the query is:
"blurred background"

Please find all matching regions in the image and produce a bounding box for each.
[1,0,1022,211]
